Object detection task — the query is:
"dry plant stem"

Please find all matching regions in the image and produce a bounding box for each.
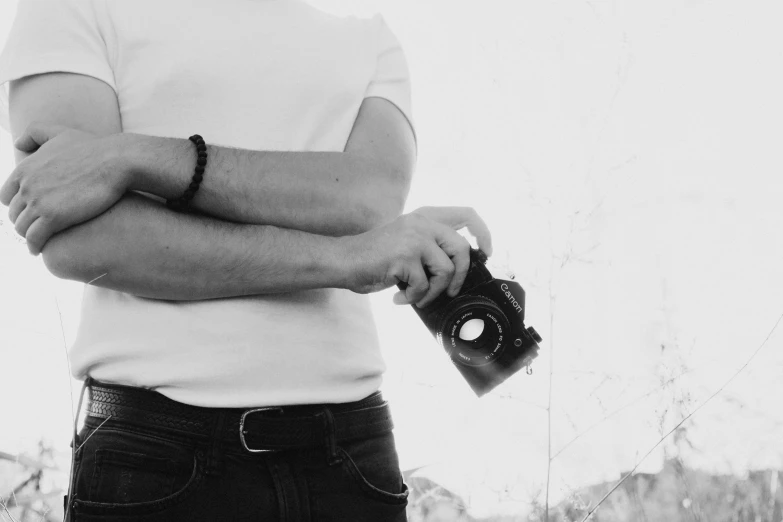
[74,416,112,456]
[579,310,783,522]
[53,297,74,429]
[86,273,108,285]
[53,294,78,522]
[551,370,692,460]
[56,273,105,522]
[0,497,18,522]
[544,253,556,522]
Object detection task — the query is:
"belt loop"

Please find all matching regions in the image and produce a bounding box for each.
[319,407,343,466]
[205,411,226,477]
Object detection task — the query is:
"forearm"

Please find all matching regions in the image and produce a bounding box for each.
[123,133,407,235]
[41,192,349,300]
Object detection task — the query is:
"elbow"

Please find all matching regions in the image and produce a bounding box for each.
[353,188,405,233]
[354,161,411,233]
[41,234,105,283]
[41,237,73,280]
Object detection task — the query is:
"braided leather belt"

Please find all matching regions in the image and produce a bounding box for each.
[85,382,394,453]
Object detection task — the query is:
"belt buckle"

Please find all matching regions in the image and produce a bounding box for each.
[239,407,284,453]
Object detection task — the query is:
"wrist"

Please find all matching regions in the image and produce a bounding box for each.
[321,235,356,291]
[113,132,148,192]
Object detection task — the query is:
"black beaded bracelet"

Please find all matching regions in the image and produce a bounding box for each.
[166,134,207,212]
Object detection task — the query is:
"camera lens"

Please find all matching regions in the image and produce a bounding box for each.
[436,296,510,367]
[458,318,485,341]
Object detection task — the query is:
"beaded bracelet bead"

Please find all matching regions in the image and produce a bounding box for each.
[166,134,207,212]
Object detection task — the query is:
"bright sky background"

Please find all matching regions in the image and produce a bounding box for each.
[2,0,783,518]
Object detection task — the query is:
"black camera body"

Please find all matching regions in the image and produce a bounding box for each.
[402,249,542,396]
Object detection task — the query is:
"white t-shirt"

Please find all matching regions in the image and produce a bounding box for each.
[0,0,414,407]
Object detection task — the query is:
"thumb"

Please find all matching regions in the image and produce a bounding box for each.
[392,290,409,305]
[14,121,68,152]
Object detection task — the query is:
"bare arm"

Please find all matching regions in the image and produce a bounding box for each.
[10,71,416,236]
[125,96,416,235]
[7,72,412,297]
[42,192,348,300]
[42,190,491,308]
[8,72,489,307]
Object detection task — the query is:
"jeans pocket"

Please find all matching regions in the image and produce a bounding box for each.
[337,432,409,505]
[71,423,206,518]
[89,449,179,504]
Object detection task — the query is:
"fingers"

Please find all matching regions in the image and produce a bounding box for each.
[13,121,67,153]
[415,243,456,308]
[8,191,51,255]
[392,290,409,305]
[401,262,430,306]
[10,198,52,255]
[394,244,454,308]
[395,227,470,307]
[436,230,471,297]
[13,206,37,238]
[352,205,493,306]
[7,193,26,223]
[0,172,20,206]
[414,206,493,256]
[461,209,493,256]
[13,206,49,255]
[24,218,52,256]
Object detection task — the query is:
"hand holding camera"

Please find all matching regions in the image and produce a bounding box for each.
[342,206,542,396]
[341,206,493,308]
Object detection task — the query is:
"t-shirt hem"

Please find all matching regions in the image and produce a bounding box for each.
[363,93,418,152]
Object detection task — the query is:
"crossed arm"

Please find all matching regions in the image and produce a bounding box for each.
[122,98,416,236]
[4,72,415,300]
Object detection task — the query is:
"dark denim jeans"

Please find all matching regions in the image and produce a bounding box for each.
[66,395,409,521]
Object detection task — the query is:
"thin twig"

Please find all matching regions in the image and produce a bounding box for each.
[53,296,75,424]
[0,497,18,522]
[544,238,556,522]
[579,310,783,522]
[86,272,108,285]
[35,505,50,522]
[552,369,692,460]
[52,294,78,522]
[75,416,113,455]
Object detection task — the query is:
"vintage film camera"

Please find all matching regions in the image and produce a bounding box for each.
[401,249,542,396]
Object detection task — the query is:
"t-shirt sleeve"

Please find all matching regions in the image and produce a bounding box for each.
[364,15,416,144]
[0,0,116,134]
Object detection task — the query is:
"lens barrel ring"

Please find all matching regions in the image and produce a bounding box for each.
[436,295,511,367]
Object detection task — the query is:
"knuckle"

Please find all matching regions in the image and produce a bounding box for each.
[402,233,427,253]
[413,285,429,296]
[401,236,422,254]
[405,212,428,226]
[402,251,419,265]
[25,197,40,211]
